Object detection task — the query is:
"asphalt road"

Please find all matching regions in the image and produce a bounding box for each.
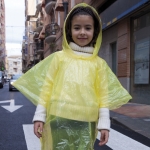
[0,83,150,150]
[0,83,35,150]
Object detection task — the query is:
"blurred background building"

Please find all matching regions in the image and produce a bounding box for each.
[7,55,22,77]
[23,0,150,105]
[0,0,6,73]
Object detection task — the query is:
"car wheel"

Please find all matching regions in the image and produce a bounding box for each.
[9,88,12,91]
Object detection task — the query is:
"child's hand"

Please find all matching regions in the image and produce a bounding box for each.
[99,129,109,146]
[34,121,44,138]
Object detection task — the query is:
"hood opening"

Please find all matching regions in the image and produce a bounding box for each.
[62,3,102,59]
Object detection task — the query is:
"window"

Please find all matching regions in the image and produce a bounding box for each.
[13,62,17,65]
[13,68,17,72]
[58,12,60,26]
[111,42,117,74]
[130,11,150,104]
[71,0,75,8]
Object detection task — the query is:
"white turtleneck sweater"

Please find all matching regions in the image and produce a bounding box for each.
[33,42,110,131]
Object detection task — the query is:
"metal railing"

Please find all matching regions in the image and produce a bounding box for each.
[36,18,43,27]
[45,23,60,38]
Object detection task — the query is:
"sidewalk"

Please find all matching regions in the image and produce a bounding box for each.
[110,103,150,139]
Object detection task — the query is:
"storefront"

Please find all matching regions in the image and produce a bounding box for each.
[131,9,150,104]
[100,0,150,104]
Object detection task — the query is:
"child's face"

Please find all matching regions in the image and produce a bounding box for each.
[71,15,94,47]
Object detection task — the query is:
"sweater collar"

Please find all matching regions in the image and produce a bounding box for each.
[69,42,94,54]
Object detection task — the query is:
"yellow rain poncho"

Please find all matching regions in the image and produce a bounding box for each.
[13,3,132,150]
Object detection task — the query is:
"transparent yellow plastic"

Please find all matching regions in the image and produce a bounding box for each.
[41,116,96,150]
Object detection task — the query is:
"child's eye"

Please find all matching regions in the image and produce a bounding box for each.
[86,27,91,30]
[74,27,80,30]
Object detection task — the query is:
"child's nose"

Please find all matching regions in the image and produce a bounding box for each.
[80,28,85,35]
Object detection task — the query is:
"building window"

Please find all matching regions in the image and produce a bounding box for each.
[71,0,75,8]
[13,62,17,66]
[131,11,150,104]
[111,42,117,75]
[13,68,17,72]
[58,12,60,26]
[133,13,150,84]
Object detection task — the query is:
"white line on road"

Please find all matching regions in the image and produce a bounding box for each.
[97,129,150,150]
[23,124,41,150]
[0,99,23,112]
[23,124,150,150]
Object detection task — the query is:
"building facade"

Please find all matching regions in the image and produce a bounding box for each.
[7,55,22,77]
[0,0,6,72]
[23,0,150,105]
[22,0,43,72]
[99,0,150,105]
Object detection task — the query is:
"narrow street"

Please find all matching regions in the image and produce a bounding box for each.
[0,83,150,150]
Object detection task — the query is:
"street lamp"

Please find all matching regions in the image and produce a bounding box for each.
[62,0,68,20]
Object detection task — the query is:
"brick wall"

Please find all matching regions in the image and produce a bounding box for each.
[117,19,130,77]
[100,19,131,91]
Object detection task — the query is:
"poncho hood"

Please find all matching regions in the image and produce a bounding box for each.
[62,3,102,59]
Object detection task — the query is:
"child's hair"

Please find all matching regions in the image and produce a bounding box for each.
[65,6,101,47]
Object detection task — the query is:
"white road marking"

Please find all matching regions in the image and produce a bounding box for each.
[23,124,150,150]
[0,99,23,112]
[23,124,41,150]
[97,129,150,150]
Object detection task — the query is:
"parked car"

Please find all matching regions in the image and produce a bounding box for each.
[9,74,22,91]
[6,78,10,82]
[0,71,4,88]
[4,76,7,83]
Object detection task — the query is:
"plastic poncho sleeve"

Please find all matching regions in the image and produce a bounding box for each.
[13,53,59,108]
[96,59,132,110]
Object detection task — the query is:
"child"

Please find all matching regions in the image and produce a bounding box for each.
[13,3,132,150]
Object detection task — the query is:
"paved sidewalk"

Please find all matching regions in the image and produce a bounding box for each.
[110,103,150,139]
